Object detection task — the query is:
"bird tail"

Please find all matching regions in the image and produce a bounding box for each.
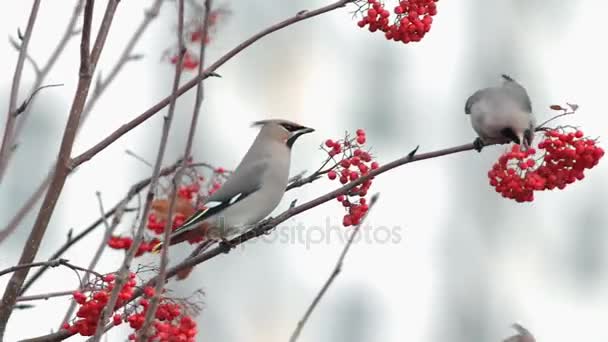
[151,241,163,254]
[149,207,212,254]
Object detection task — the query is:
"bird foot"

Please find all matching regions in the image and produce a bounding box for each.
[473,137,485,152]
[219,239,236,254]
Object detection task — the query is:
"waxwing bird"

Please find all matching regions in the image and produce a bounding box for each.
[152,119,314,252]
[465,74,536,152]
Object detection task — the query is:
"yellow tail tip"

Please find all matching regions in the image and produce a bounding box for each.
[151,242,163,254]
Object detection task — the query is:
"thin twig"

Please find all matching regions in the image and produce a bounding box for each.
[0,1,119,337]
[0,259,101,279]
[289,193,379,342]
[59,191,119,327]
[12,0,85,146]
[16,290,77,303]
[92,2,185,339]
[0,0,42,183]
[140,1,213,337]
[13,83,64,118]
[125,149,153,167]
[138,0,187,338]
[536,110,576,130]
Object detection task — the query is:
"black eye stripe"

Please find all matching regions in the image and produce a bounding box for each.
[281,123,302,132]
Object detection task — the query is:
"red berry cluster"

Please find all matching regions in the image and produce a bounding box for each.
[536,129,604,189]
[125,291,197,341]
[325,129,379,227]
[168,9,226,70]
[355,0,439,44]
[62,273,137,336]
[64,274,198,341]
[488,129,604,202]
[169,50,200,70]
[488,146,544,202]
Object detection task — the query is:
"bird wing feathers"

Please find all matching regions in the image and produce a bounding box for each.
[206,159,268,202]
[151,160,268,253]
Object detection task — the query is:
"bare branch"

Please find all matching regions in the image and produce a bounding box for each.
[140,0,213,337]
[0,0,120,336]
[11,0,85,153]
[17,290,78,303]
[30,140,477,341]
[92,0,184,338]
[0,0,42,183]
[70,0,356,167]
[289,193,379,342]
[0,258,101,279]
[13,83,64,118]
[59,191,119,327]
[125,149,153,167]
[9,36,41,75]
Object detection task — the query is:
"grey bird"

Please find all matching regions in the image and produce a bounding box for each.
[152,119,314,251]
[465,74,536,152]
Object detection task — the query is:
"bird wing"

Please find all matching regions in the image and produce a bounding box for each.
[206,159,268,203]
[464,89,484,115]
[167,160,268,236]
[501,74,532,113]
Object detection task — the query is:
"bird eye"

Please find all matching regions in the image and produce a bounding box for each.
[281,123,301,132]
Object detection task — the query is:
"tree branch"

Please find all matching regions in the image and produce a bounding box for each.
[138,0,187,338]
[59,191,118,327]
[16,290,78,303]
[91,2,185,339]
[12,0,85,146]
[70,0,355,168]
[27,140,477,341]
[140,0,213,339]
[0,0,119,337]
[289,193,380,342]
[0,0,42,183]
[0,259,101,279]
[0,0,163,246]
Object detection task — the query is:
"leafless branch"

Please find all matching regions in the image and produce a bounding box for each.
[0,258,101,279]
[0,0,42,183]
[0,0,119,337]
[16,290,77,303]
[9,36,41,75]
[59,191,119,327]
[92,1,185,339]
[140,0,213,337]
[29,140,478,341]
[125,149,153,167]
[13,83,64,118]
[289,193,379,342]
[12,0,85,147]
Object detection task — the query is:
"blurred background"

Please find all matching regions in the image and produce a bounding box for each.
[1,0,608,341]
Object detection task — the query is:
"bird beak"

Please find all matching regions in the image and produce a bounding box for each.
[299,127,315,135]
